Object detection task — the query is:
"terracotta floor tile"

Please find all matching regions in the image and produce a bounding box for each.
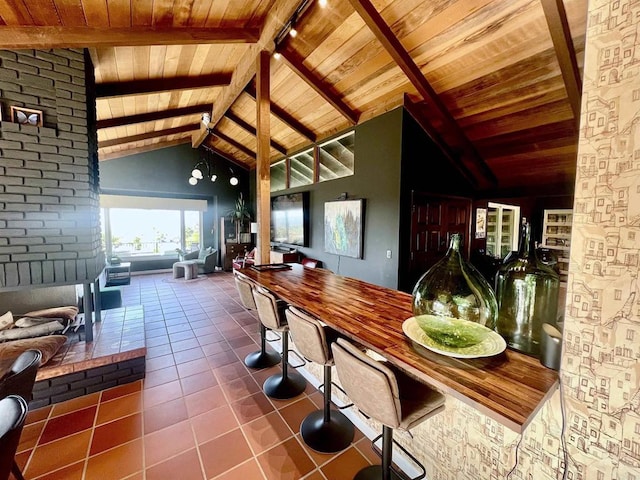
[18,420,45,453]
[214,458,266,480]
[101,381,142,402]
[354,437,379,465]
[206,350,239,368]
[26,405,52,424]
[251,365,281,385]
[144,398,188,435]
[145,335,169,347]
[147,343,173,359]
[171,337,200,352]
[303,472,326,480]
[176,357,210,378]
[143,379,183,408]
[257,437,315,480]
[180,369,218,396]
[320,447,371,480]
[242,411,294,455]
[50,392,100,418]
[199,428,253,479]
[39,406,97,445]
[33,460,85,480]
[146,353,176,372]
[278,397,318,434]
[25,430,92,478]
[90,413,143,456]
[96,391,143,425]
[214,361,250,384]
[220,375,261,402]
[144,419,195,466]
[230,392,275,425]
[145,448,204,480]
[173,346,205,365]
[184,385,227,418]
[191,404,238,444]
[201,340,232,356]
[143,365,179,388]
[85,439,143,480]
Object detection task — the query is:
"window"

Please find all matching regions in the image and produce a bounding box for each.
[616,290,622,300]
[100,195,205,259]
[270,160,287,192]
[627,330,634,341]
[289,148,314,188]
[318,131,355,182]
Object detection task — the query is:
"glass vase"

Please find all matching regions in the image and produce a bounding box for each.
[495,222,559,357]
[411,234,498,348]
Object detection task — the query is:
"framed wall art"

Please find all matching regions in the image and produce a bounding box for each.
[324,199,365,259]
[11,106,43,127]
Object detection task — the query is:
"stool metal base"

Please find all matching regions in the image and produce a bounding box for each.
[263,368,306,399]
[244,349,281,369]
[300,409,354,453]
[354,465,403,480]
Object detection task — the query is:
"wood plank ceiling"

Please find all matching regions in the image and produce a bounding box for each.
[0,0,587,192]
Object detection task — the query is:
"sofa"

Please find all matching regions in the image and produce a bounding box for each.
[184,247,218,274]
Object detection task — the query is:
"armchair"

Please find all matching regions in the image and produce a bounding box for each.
[184,247,218,274]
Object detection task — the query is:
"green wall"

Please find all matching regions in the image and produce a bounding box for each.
[99,143,250,258]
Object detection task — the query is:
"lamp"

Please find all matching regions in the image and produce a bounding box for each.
[229,168,239,186]
[188,148,218,186]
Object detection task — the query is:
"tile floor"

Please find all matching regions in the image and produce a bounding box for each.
[17,272,378,479]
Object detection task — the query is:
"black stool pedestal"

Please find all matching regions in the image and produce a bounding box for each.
[300,409,354,453]
[244,324,280,369]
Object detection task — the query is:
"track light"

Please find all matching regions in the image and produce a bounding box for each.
[210,173,217,182]
[188,177,198,186]
[274,51,282,60]
[289,26,297,38]
[192,167,203,179]
[318,0,327,7]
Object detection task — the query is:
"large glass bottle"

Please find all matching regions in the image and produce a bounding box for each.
[495,222,559,357]
[412,234,498,347]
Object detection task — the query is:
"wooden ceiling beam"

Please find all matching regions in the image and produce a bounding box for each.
[0,26,259,49]
[279,45,358,125]
[540,0,582,119]
[225,111,287,155]
[97,104,212,129]
[96,74,232,98]
[348,0,496,187]
[211,130,257,160]
[98,123,199,149]
[193,0,303,148]
[244,84,316,142]
[99,138,191,161]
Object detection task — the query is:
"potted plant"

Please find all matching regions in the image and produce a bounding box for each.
[227,193,252,244]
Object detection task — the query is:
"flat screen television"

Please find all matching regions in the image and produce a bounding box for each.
[270,192,310,247]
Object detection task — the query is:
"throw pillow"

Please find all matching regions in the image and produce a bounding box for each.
[0,311,13,331]
[0,335,67,366]
[24,306,78,327]
[198,249,207,260]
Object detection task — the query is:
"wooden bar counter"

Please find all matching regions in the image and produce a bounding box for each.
[239,264,558,433]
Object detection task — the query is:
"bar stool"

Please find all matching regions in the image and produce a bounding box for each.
[285,306,355,453]
[234,273,281,369]
[332,338,445,480]
[252,287,307,399]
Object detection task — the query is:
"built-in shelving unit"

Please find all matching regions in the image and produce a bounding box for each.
[486,203,520,259]
[541,209,573,285]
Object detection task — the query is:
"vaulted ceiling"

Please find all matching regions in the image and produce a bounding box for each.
[0,0,587,192]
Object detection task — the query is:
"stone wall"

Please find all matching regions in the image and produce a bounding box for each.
[0,49,103,289]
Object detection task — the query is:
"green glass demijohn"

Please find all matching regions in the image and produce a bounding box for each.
[495,221,560,357]
[411,234,498,348]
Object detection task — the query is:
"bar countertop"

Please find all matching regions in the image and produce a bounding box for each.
[239,264,558,433]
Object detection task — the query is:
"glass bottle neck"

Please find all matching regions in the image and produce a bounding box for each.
[518,223,531,257]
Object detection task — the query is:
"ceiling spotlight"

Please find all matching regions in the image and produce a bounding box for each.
[230,176,239,186]
[318,0,327,7]
[274,51,282,60]
[289,25,297,38]
[188,177,198,186]
[210,174,217,182]
[192,167,203,179]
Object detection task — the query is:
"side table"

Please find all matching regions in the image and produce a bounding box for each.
[105,262,131,287]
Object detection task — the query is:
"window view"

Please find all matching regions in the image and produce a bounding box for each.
[270,160,287,192]
[318,131,355,182]
[101,207,201,259]
[289,148,314,188]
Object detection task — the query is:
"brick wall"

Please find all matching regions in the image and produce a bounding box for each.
[0,49,103,289]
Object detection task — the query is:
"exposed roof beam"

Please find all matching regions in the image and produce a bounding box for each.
[403,95,477,188]
[97,104,212,129]
[96,74,232,99]
[348,0,496,187]
[99,138,191,161]
[540,0,582,119]
[98,124,199,149]
[0,26,259,49]
[211,130,257,160]
[225,111,287,155]
[244,83,316,142]
[193,0,302,148]
[279,45,358,125]
[202,143,251,171]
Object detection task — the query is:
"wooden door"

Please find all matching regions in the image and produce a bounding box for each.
[408,193,472,289]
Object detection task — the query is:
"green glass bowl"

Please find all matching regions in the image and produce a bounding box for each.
[414,314,490,348]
